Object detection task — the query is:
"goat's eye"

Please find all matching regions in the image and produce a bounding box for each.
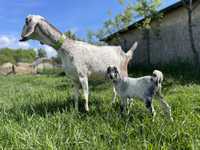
[25,18,31,25]
[25,19,29,25]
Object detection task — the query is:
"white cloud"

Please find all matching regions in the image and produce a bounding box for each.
[18,42,30,49]
[0,36,13,47]
[0,35,30,49]
[42,45,57,58]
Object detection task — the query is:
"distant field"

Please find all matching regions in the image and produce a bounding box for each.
[0,70,200,149]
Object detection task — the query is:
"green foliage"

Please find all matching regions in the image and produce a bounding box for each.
[133,0,163,65]
[0,48,36,65]
[37,48,47,58]
[88,0,162,44]
[95,3,135,41]
[64,30,83,41]
[0,69,199,149]
[37,67,64,75]
[64,31,77,40]
[84,0,136,44]
[134,0,162,29]
[0,48,16,64]
[14,49,36,62]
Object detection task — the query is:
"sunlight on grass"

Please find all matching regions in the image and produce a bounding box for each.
[0,73,199,149]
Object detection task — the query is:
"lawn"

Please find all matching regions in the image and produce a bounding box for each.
[0,68,199,149]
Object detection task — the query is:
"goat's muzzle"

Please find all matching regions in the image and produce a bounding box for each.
[19,37,28,42]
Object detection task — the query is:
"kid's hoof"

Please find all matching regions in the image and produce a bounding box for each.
[170,117,174,122]
[85,106,89,112]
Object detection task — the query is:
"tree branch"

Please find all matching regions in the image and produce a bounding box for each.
[182,0,190,10]
[192,0,200,11]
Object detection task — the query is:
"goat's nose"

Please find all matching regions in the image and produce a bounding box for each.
[19,36,28,42]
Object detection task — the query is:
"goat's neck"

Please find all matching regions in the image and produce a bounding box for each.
[113,79,123,86]
[35,20,66,49]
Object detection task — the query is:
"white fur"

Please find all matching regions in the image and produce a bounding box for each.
[27,15,44,20]
[20,15,138,111]
[107,67,173,121]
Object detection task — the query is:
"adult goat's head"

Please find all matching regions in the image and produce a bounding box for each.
[19,15,44,42]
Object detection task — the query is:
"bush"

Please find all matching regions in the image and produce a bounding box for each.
[37,67,65,76]
[0,48,36,65]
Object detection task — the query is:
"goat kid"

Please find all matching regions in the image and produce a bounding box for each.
[106,66,173,121]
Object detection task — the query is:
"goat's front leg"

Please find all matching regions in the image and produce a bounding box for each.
[73,82,80,111]
[79,76,89,111]
[112,86,117,104]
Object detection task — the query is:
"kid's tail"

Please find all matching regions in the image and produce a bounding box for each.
[152,70,163,84]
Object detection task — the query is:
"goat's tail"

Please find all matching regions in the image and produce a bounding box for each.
[125,42,138,60]
[153,70,163,84]
[152,70,164,97]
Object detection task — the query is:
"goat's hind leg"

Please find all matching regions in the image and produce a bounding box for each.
[157,92,173,121]
[120,97,128,114]
[79,76,89,112]
[145,97,156,121]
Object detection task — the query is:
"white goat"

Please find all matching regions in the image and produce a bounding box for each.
[106,66,173,121]
[19,15,138,111]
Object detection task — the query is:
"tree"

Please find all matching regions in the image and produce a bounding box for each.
[95,1,135,44]
[89,0,161,57]
[134,0,162,65]
[64,30,77,40]
[14,49,36,63]
[38,48,47,58]
[182,0,200,66]
[0,48,36,65]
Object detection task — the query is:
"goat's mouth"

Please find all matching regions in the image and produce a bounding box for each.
[19,36,28,42]
[108,74,117,80]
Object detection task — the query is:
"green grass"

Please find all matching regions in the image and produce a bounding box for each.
[0,70,200,149]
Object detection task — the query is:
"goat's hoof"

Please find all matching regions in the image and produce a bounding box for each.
[85,106,89,112]
[170,117,174,122]
[111,102,115,105]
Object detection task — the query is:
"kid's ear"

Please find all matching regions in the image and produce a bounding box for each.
[114,66,118,73]
[107,66,111,73]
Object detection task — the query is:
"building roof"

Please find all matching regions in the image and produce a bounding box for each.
[102,1,183,42]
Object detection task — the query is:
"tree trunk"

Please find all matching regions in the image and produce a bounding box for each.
[188,3,199,66]
[145,29,151,66]
[185,0,199,68]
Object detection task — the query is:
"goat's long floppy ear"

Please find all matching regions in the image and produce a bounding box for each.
[22,23,37,38]
[107,66,111,73]
[105,66,111,80]
[114,66,120,79]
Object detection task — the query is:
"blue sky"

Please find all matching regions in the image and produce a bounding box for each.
[0,0,179,57]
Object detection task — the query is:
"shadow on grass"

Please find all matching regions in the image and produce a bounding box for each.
[4,97,106,119]
[2,97,156,125]
[21,98,91,117]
